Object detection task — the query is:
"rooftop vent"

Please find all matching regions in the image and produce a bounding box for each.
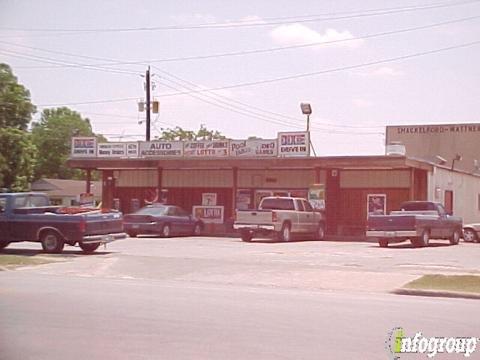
[386,142,406,156]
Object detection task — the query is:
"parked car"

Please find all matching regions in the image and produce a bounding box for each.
[123,204,203,238]
[366,201,463,248]
[463,224,480,243]
[0,192,126,254]
[233,196,326,242]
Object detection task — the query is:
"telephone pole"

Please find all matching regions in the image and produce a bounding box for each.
[145,66,151,141]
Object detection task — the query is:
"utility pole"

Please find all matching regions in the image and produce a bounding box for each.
[145,66,151,141]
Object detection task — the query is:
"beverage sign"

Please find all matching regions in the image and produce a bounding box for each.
[138,141,183,157]
[278,132,310,157]
[71,137,97,157]
[230,139,277,157]
[97,142,126,157]
[184,140,229,157]
[192,205,224,224]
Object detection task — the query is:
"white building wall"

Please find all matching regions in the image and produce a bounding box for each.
[428,166,480,223]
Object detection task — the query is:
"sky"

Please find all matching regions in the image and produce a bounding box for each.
[1,0,479,155]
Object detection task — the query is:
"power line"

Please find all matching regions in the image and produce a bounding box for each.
[32,39,480,107]
[153,66,384,130]
[0,0,477,35]
[7,14,480,69]
[154,67,384,135]
[0,49,141,76]
[157,40,480,96]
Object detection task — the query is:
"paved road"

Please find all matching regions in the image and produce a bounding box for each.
[1,237,479,359]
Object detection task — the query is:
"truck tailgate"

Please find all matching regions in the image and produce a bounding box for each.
[368,214,417,231]
[84,212,124,235]
[235,210,273,225]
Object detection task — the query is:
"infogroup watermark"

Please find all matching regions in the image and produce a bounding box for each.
[386,327,479,359]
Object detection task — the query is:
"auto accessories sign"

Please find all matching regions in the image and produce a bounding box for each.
[138,141,183,157]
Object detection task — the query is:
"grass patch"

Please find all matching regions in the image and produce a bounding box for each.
[0,255,58,270]
[405,275,480,294]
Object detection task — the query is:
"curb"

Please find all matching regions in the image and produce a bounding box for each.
[392,288,480,300]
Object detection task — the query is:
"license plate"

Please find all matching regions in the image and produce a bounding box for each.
[386,231,395,237]
[105,235,113,242]
[132,225,139,229]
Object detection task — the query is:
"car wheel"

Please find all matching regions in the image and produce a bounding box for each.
[41,231,65,253]
[0,240,9,251]
[79,242,100,254]
[193,223,202,236]
[127,232,137,238]
[241,230,252,242]
[450,229,461,245]
[162,224,171,238]
[463,228,478,243]
[315,223,325,240]
[278,223,291,242]
[378,238,388,248]
[415,230,430,248]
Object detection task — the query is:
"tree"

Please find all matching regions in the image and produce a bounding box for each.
[31,107,96,180]
[0,128,37,191]
[0,63,36,130]
[157,124,225,141]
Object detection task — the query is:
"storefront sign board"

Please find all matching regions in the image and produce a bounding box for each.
[71,137,97,157]
[230,139,277,157]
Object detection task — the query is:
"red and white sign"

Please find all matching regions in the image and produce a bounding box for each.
[278,132,310,157]
[193,206,224,224]
[71,137,97,157]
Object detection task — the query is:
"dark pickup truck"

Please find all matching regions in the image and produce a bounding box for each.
[366,201,463,248]
[0,192,126,253]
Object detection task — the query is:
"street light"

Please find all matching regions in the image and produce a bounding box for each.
[300,102,316,156]
[300,103,312,131]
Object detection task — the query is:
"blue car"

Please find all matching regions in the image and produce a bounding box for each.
[123,204,203,238]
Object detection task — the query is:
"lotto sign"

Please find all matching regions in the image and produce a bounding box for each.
[230,139,277,157]
[192,206,224,224]
[71,137,97,157]
[184,140,229,157]
[278,132,310,157]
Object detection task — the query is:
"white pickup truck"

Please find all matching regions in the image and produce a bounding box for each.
[233,196,326,242]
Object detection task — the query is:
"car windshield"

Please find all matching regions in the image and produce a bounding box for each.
[260,198,295,210]
[135,206,168,216]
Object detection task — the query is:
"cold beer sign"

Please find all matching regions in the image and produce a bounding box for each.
[278,132,310,157]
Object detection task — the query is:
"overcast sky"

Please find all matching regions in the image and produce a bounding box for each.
[1,0,479,155]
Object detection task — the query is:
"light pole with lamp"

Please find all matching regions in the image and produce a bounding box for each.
[300,102,316,156]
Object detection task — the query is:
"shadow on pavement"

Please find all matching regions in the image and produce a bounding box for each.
[0,248,113,257]
[369,242,453,249]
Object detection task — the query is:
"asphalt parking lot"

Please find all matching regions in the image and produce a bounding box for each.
[2,236,480,360]
[4,235,480,294]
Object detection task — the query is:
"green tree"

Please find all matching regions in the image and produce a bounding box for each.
[31,107,96,180]
[0,63,36,130]
[0,128,37,191]
[157,124,225,141]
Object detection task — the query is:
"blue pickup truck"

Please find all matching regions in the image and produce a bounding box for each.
[0,192,126,253]
[366,201,463,248]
